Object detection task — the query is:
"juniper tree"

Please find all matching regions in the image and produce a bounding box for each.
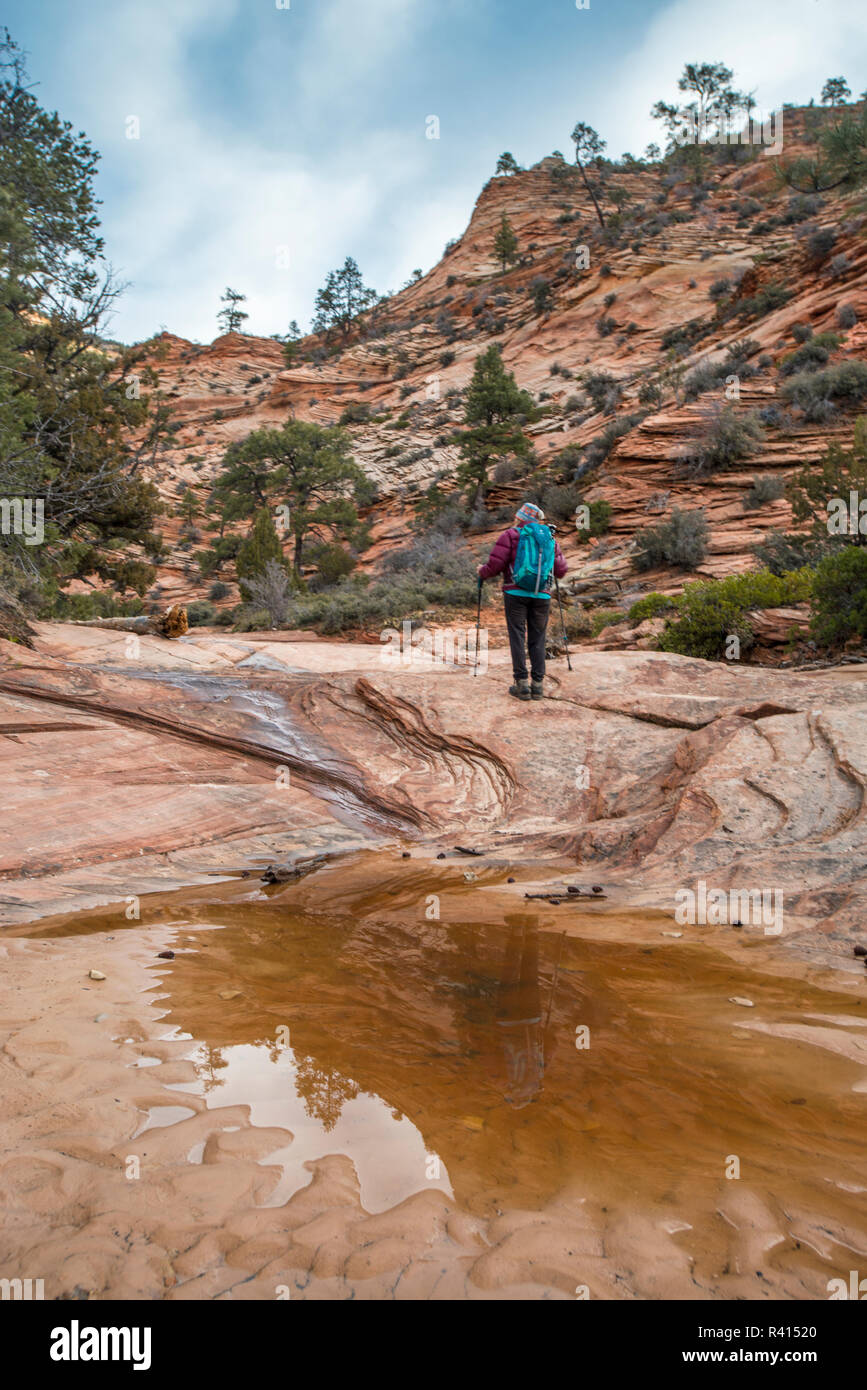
[494,212,519,271]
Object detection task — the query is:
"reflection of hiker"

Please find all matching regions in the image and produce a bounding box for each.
[495,915,544,1108]
[478,502,567,701]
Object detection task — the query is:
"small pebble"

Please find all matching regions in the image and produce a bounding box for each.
[88,970,106,981]
[436,852,446,860]
[401,852,411,859]
[157,950,175,960]
[507,877,515,884]
[463,871,477,882]
[662,931,683,938]
[729,996,754,1008]
[854,945,867,958]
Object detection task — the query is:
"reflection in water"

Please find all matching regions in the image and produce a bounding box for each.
[463,914,546,1109]
[173,1040,454,1212]
[165,912,559,1208]
[41,854,867,1291]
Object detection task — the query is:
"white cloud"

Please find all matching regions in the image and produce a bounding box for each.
[26,0,867,343]
[606,0,867,157]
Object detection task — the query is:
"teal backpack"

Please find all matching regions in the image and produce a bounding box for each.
[512,522,555,596]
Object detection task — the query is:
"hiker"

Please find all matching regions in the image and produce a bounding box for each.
[478,501,567,701]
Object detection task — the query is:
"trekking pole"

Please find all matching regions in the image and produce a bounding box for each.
[473,576,483,676]
[553,573,573,672]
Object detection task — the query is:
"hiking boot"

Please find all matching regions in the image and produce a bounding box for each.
[530,679,544,701]
[509,679,531,701]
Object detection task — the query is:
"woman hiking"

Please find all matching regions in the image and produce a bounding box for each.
[478,501,567,701]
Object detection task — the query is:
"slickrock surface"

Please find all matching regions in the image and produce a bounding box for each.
[3,624,867,971]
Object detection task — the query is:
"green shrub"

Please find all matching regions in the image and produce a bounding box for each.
[781,361,867,421]
[638,379,663,407]
[744,474,785,508]
[187,599,217,626]
[633,506,709,571]
[687,407,764,474]
[736,283,791,320]
[574,498,612,542]
[753,529,819,574]
[252,532,481,634]
[658,569,813,660]
[47,590,145,622]
[590,608,626,636]
[208,581,230,600]
[627,592,676,623]
[538,482,584,522]
[810,547,867,647]
[778,332,841,377]
[234,607,272,632]
[582,371,620,414]
[307,542,356,587]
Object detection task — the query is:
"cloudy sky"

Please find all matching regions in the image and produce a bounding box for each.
[6,0,865,345]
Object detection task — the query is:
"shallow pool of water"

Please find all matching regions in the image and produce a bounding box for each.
[31,854,867,1297]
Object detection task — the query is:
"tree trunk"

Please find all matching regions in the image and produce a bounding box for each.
[577,159,606,229]
[67,606,189,639]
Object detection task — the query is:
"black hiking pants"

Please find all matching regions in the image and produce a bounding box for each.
[504,592,551,683]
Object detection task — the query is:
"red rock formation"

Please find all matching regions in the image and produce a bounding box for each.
[115,103,865,636]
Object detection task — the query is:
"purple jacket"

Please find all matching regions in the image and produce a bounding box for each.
[479,525,567,592]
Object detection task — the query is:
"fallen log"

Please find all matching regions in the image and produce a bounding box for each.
[67,604,188,639]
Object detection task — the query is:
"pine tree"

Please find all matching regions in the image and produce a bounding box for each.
[312,257,377,339]
[282,319,302,366]
[217,287,248,334]
[236,508,286,590]
[0,29,163,610]
[457,346,536,504]
[495,152,521,176]
[214,420,372,574]
[494,212,519,272]
[570,122,608,228]
[821,77,851,107]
